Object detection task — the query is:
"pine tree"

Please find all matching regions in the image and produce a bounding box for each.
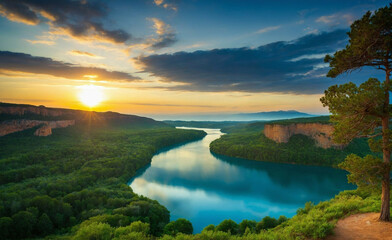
[322,4,392,221]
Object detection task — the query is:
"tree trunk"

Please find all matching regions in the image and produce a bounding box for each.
[380,70,391,222]
[380,116,391,221]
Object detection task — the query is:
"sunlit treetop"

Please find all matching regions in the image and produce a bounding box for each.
[325,3,392,77]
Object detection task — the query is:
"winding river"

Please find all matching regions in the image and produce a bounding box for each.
[129,127,355,233]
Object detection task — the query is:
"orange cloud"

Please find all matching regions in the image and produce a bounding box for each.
[0,0,132,45]
[146,18,177,50]
[153,0,178,11]
[149,18,171,35]
[26,39,56,45]
[0,2,39,25]
[68,50,103,59]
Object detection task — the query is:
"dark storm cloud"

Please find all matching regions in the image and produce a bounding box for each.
[0,51,140,81]
[0,0,132,44]
[136,29,349,94]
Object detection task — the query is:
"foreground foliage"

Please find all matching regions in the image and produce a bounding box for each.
[0,124,206,239]
[63,189,388,240]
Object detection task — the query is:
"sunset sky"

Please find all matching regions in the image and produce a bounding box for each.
[0,0,389,119]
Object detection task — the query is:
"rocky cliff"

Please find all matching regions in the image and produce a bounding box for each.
[0,105,70,118]
[264,123,343,149]
[0,102,166,126]
[0,119,75,137]
[0,102,168,136]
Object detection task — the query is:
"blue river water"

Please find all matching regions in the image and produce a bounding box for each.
[129,127,355,233]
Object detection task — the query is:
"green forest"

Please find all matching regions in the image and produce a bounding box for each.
[0,119,386,240]
[0,123,205,239]
[210,122,374,167]
[0,122,385,240]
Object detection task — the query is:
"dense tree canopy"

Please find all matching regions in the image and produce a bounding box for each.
[0,124,206,239]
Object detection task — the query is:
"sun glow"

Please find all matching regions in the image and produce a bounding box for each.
[78,84,104,108]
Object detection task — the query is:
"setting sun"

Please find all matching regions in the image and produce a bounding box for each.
[78,84,104,108]
[2,1,392,239]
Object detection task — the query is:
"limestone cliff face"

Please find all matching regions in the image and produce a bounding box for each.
[0,120,75,137]
[0,105,70,118]
[264,123,343,149]
[0,102,167,131]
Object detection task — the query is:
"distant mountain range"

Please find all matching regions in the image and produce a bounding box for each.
[152,110,315,121]
[1,102,316,123]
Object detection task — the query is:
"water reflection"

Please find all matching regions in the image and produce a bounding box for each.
[129,128,355,233]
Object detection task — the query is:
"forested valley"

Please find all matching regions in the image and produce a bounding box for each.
[0,123,205,239]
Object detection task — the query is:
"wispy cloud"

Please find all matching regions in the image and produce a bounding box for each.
[68,50,103,59]
[255,25,281,34]
[153,0,178,11]
[147,18,177,50]
[316,12,354,26]
[316,15,335,24]
[149,18,172,35]
[304,27,319,34]
[26,40,56,45]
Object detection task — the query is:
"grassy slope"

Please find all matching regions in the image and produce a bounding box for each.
[68,189,387,240]
[156,190,385,240]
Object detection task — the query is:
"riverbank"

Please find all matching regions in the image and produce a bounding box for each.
[210,130,372,167]
[129,128,354,233]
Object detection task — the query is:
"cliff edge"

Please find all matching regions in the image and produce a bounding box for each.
[0,119,75,136]
[264,123,343,149]
[0,102,168,137]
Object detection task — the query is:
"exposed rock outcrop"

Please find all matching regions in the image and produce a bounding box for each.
[0,105,66,117]
[0,119,75,137]
[34,125,52,136]
[264,123,343,149]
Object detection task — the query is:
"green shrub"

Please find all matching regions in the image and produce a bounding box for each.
[113,232,151,240]
[238,219,257,235]
[73,222,113,240]
[202,224,215,232]
[216,219,239,234]
[256,216,278,232]
[296,201,314,215]
[114,221,150,237]
[164,218,193,236]
[277,215,288,225]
